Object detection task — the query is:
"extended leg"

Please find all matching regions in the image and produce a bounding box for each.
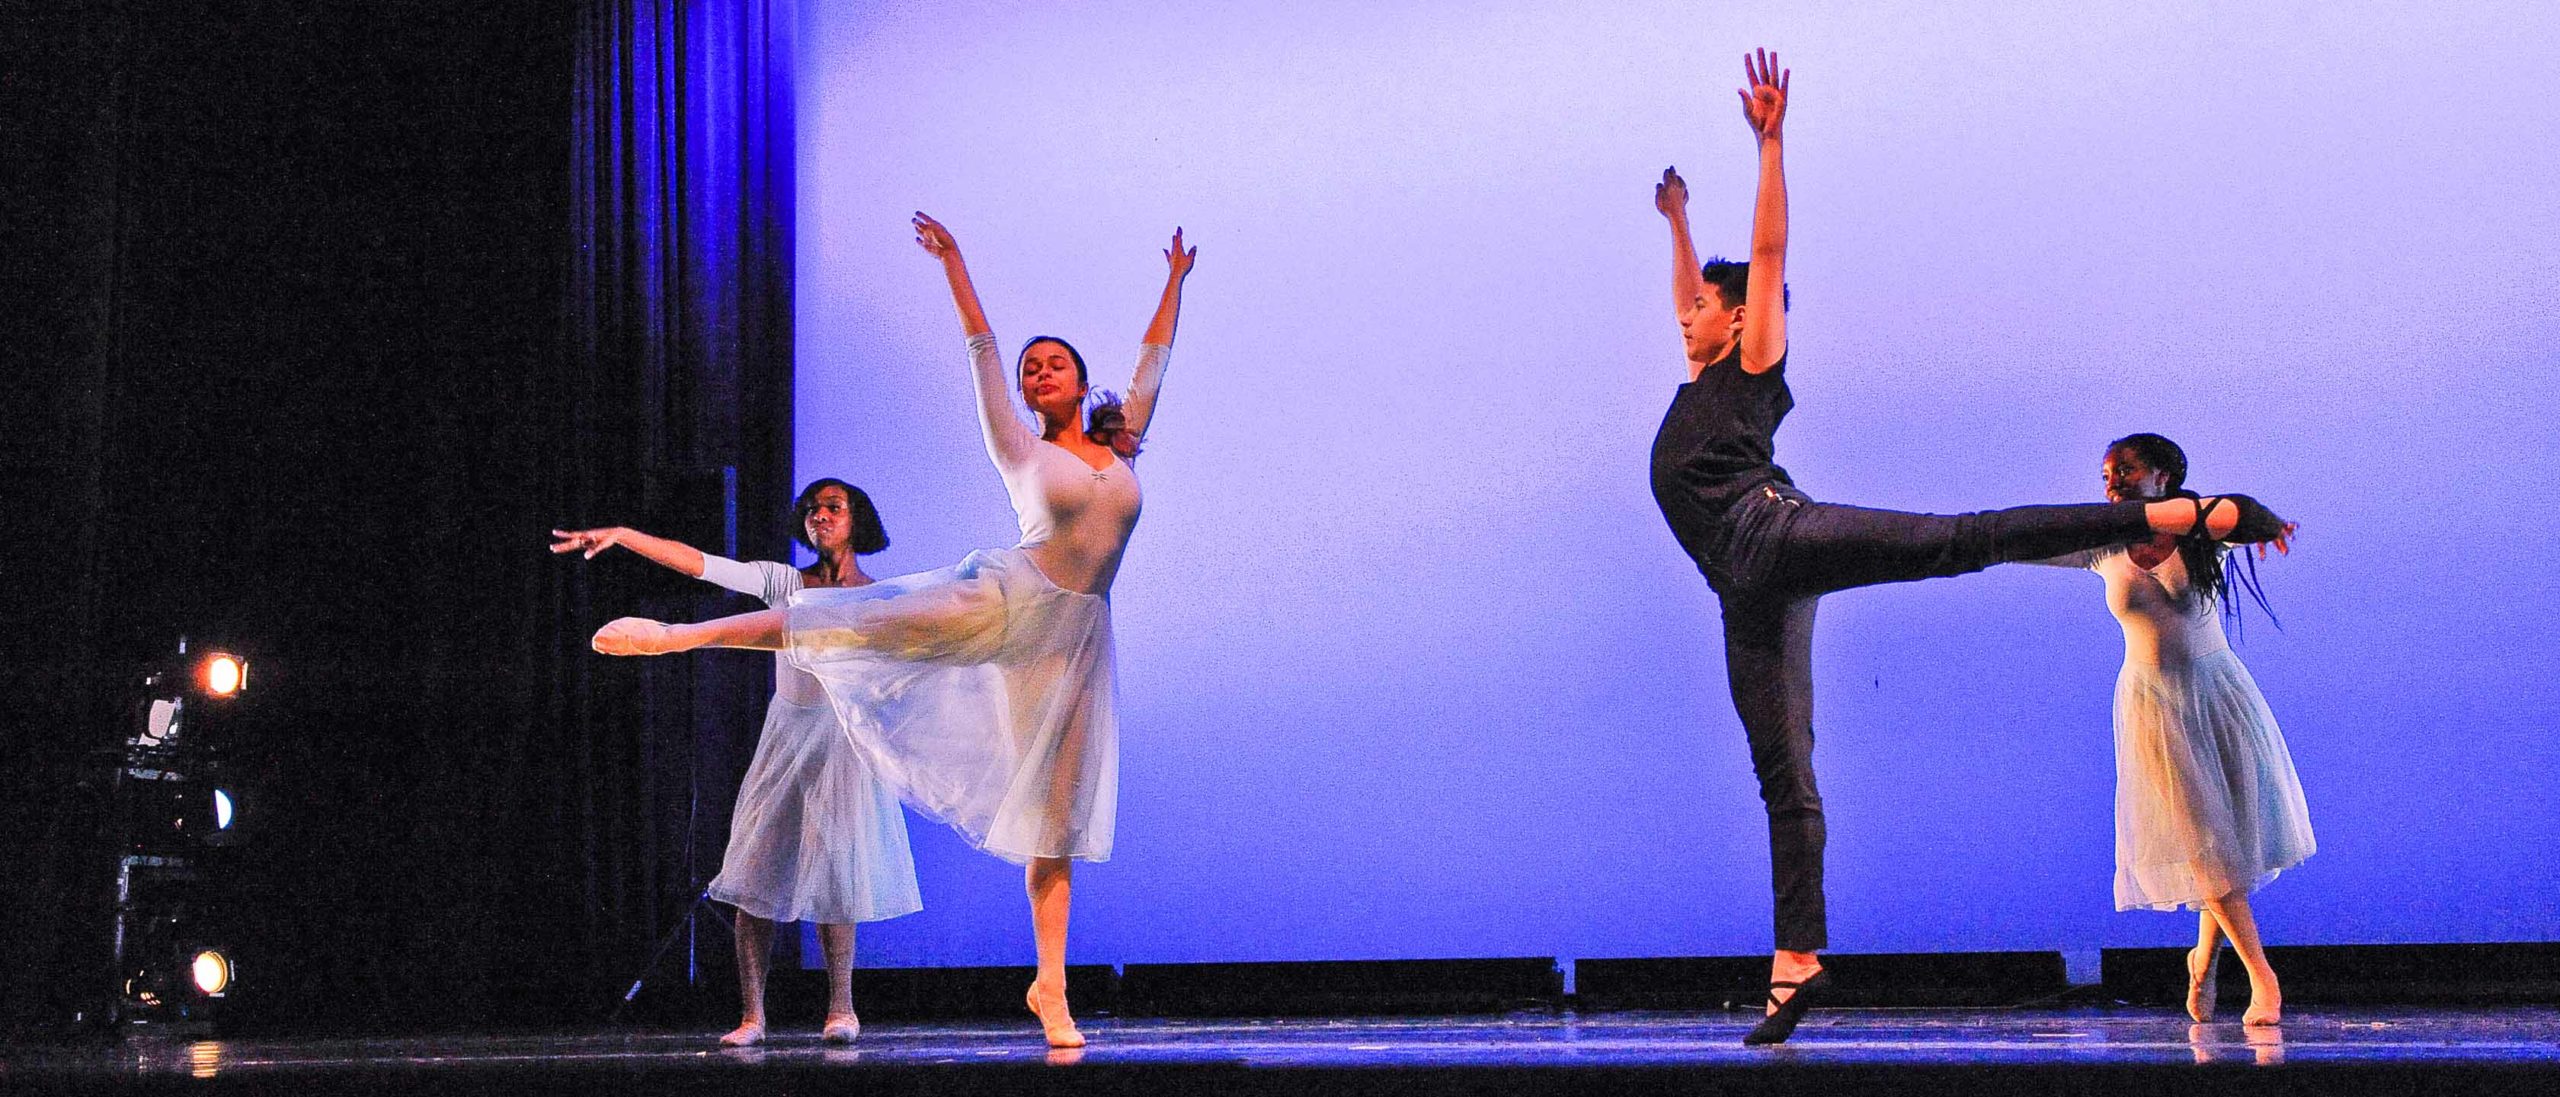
[1771,499,2154,594]
[1766,494,2270,598]
[596,609,786,655]
[1025,857,1084,1048]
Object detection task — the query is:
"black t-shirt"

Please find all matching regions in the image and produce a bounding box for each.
[1649,347,1795,551]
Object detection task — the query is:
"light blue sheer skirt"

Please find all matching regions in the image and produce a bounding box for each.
[2113,649,2315,911]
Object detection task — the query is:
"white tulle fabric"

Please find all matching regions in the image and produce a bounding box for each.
[2112,649,2316,911]
[698,556,921,924]
[2078,548,2315,911]
[706,692,923,923]
[785,548,1118,864]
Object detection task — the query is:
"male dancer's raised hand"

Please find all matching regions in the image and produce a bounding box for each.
[1736,47,1789,375]
[1739,47,1788,142]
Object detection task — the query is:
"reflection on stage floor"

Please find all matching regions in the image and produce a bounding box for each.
[15,1006,2559,1096]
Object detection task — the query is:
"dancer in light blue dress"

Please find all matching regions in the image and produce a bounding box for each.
[2040,433,2313,1026]
[553,478,919,1046]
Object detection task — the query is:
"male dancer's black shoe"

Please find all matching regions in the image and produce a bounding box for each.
[1742,969,1832,1046]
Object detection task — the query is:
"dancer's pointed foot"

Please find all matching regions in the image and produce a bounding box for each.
[1743,968,1830,1046]
[2185,945,2220,1023]
[1026,984,1085,1048]
[719,1019,766,1047]
[2243,982,2283,1027]
[822,1012,861,1043]
[593,617,679,656]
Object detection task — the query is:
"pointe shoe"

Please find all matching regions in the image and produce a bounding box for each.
[2185,946,2219,1023]
[593,617,677,656]
[1743,968,1830,1046]
[1026,984,1085,1049]
[719,1020,766,1047]
[822,1012,861,1043]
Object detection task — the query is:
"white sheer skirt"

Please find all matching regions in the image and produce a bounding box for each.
[706,691,922,924]
[785,547,1118,864]
[2113,649,2316,911]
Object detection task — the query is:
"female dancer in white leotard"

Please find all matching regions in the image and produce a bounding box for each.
[552,479,919,1046]
[590,214,1194,1048]
[2042,433,2314,1026]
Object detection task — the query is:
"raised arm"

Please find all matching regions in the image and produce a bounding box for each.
[1122,228,1196,441]
[914,212,1035,467]
[1657,167,1706,331]
[551,526,707,576]
[1737,48,1788,375]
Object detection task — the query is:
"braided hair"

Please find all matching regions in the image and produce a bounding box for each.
[2106,433,2277,635]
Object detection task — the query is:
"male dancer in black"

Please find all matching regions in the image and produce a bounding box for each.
[1648,49,2295,1045]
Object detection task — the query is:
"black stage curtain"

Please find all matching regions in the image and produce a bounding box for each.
[1,1,795,1035]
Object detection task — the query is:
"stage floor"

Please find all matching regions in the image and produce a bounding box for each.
[14,1007,2560,1095]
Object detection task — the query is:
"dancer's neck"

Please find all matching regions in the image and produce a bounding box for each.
[805,553,871,588]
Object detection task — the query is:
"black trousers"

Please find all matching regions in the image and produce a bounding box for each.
[1700,482,2154,953]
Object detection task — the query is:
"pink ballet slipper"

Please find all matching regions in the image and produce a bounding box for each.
[1026,984,1084,1049]
[2185,946,2219,1023]
[2243,985,2282,1027]
[592,617,677,656]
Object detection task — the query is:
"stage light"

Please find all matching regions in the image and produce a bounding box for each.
[201,654,245,698]
[190,951,232,997]
[107,636,260,1033]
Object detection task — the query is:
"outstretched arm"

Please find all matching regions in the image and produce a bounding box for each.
[1737,47,1788,375]
[1657,167,1705,331]
[914,212,1034,468]
[551,526,707,577]
[1123,228,1196,440]
[914,211,991,339]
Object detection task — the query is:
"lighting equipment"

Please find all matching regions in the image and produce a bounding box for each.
[108,637,256,1034]
[190,950,233,996]
[202,654,246,698]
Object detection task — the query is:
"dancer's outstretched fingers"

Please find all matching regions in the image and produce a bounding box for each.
[549,527,619,557]
[913,212,956,257]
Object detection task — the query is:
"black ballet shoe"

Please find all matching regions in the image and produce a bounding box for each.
[1742,968,1831,1046]
[2188,494,2288,545]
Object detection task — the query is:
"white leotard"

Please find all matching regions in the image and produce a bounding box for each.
[966,332,1167,595]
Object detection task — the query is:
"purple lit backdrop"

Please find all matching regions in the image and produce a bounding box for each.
[790,1,2560,969]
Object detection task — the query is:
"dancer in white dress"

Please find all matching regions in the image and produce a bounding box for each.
[2043,433,2313,1026]
[553,479,920,1046]
[589,213,1195,1048]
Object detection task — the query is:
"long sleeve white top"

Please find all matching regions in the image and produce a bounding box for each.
[966,332,1168,596]
[698,553,829,705]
